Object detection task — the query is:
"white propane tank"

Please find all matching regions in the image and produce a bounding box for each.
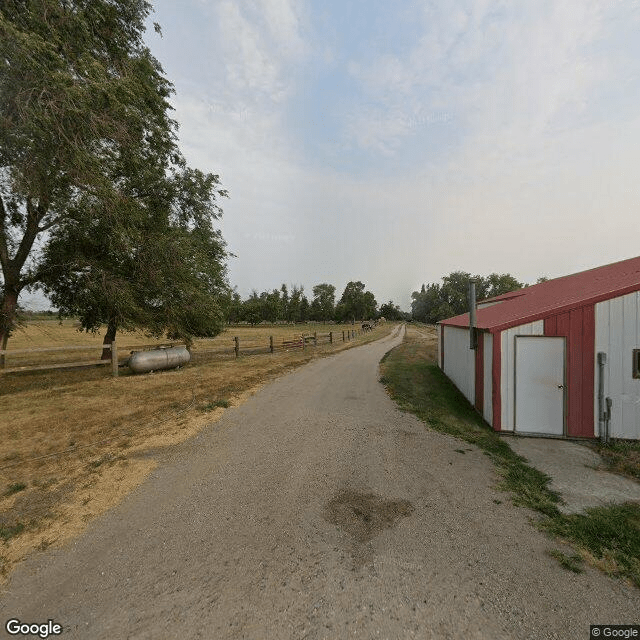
[128,346,190,374]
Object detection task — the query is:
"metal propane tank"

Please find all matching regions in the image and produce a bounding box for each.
[128,346,190,374]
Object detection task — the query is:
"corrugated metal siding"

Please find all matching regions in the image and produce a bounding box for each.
[544,306,595,437]
[483,333,493,425]
[443,325,475,404]
[595,292,640,439]
[500,321,544,430]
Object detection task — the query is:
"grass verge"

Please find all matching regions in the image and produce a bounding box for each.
[381,325,640,588]
[591,440,640,481]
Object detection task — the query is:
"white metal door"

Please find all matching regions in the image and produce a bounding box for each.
[515,336,565,435]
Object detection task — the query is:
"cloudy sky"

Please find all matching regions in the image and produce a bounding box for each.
[27,0,639,311]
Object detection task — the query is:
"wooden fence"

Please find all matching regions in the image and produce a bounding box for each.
[190,329,363,363]
[0,341,181,377]
[0,329,366,376]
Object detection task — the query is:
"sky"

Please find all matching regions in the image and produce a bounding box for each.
[21,1,640,311]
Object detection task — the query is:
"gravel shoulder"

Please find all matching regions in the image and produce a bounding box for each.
[1,325,638,639]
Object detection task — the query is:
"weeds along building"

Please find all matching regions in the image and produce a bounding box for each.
[437,256,640,440]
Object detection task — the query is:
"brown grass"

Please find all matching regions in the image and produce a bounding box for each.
[0,321,395,583]
[589,440,640,481]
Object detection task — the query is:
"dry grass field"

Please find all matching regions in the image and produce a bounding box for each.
[0,320,396,584]
[2,319,362,370]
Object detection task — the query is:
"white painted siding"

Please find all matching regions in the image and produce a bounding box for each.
[595,292,640,439]
[443,326,475,404]
[500,320,544,431]
[437,324,442,369]
[483,333,493,425]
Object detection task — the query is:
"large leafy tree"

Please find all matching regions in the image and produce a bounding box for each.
[336,281,377,322]
[311,283,335,322]
[411,271,527,323]
[0,0,171,358]
[378,300,403,321]
[40,168,229,352]
[0,1,230,358]
[286,285,304,323]
[484,273,525,299]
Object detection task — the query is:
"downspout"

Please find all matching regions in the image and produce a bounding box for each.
[605,398,612,443]
[597,352,610,443]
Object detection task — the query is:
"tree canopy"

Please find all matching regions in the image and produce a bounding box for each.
[335,281,377,322]
[411,271,528,323]
[0,1,230,357]
[223,281,390,325]
[311,284,336,322]
[378,300,405,321]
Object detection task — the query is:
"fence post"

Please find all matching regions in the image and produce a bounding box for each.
[111,340,118,377]
[234,336,239,358]
[270,335,274,353]
[314,331,317,347]
[301,334,305,350]
[329,331,333,344]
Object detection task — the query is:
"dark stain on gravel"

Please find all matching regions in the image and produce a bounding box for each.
[323,489,415,569]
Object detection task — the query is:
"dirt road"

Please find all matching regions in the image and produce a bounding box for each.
[1,326,638,639]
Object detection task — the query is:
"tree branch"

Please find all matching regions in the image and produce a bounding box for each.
[12,197,47,273]
[0,195,10,272]
[37,214,64,233]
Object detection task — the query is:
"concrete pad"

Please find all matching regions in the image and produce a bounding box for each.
[508,436,640,514]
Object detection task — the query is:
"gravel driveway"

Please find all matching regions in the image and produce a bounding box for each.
[1,325,638,639]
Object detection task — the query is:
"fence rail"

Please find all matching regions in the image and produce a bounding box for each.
[0,341,120,376]
[1,327,372,376]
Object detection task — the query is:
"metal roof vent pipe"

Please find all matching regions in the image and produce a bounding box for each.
[469,281,477,350]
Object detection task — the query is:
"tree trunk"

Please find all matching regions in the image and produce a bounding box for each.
[0,287,19,368]
[101,318,118,360]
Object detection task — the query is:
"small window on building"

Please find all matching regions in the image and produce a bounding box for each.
[634,349,640,379]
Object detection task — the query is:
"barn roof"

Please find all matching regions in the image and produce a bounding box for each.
[439,255,640,332]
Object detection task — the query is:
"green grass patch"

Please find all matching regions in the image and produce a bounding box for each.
[593,440,640,481]
[381,332,640,587]
[200,399,230,411]
[547,549,584,573]
[542,504,640,586]
[0,522,26,542]
[4,482,27,496]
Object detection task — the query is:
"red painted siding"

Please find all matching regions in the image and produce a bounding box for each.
[474,332,484,413]
[492,331,501,431]
[544,305,595,437]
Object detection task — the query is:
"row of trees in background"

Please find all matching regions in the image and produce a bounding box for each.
[411,271,547,324]
[225,281,405,325]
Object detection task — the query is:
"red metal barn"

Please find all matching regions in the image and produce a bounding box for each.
[437,256,640,440]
